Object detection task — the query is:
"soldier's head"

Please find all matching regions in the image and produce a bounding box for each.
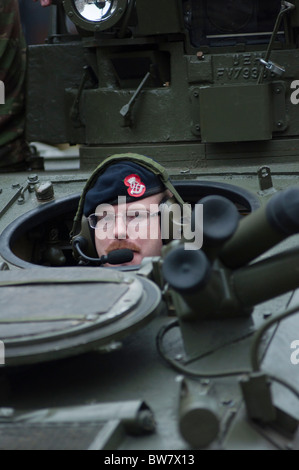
[82,156,173,266]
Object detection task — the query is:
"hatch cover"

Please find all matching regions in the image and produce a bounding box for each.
[0,267,161,366]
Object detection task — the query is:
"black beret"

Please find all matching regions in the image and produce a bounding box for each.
[83,160,165,216]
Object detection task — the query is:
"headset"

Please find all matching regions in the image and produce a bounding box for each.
[70,153,187,264]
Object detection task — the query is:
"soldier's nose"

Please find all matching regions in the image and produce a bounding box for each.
[113,214,128,239]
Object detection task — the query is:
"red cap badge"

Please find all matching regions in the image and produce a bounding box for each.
[124,174,146,197]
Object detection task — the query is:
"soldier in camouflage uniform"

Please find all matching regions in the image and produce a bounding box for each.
[0,0,51,172]
[0,0,29,171]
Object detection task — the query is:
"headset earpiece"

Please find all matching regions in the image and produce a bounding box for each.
[72,215,97,260]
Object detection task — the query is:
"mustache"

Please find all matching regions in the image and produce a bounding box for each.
[106,240,141,254]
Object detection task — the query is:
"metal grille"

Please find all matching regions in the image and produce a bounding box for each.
[0,423,105,450]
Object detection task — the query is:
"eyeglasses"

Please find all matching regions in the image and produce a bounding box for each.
[88,210,160,229]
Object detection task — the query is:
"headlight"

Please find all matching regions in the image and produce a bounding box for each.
[75,0,114,22]
[63,0,128,31]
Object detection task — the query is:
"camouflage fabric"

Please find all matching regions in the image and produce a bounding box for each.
[0,0,29,171]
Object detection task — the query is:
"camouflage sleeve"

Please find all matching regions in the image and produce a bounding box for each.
[0,0,29,170]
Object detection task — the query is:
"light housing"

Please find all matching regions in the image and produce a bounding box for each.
[63,0,128,32]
